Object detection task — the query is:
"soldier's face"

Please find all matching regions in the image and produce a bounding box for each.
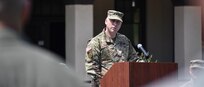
[105,18,122,34]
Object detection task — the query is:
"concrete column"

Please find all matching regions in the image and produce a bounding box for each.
[174,6,202,80]
[65,4,93,81]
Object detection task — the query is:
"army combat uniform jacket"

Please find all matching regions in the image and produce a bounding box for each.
[85,29,138,86]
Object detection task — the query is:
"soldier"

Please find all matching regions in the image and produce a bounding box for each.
[0,0,87,87]
[85,10,139,87]
[181,59,204,87]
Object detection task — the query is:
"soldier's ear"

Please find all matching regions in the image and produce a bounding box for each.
[21,0,31,25]
[105,18,108,25]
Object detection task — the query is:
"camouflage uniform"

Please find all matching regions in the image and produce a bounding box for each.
[85,29,138,86]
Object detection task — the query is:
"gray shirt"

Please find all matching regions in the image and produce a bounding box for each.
[0,28,87,87]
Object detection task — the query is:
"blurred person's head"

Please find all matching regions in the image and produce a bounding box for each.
[0,0,31,31]
[189,59,204,80]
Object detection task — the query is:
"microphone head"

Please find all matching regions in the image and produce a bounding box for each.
[137,44,142,48]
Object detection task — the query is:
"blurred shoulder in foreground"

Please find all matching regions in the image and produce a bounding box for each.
[0,0,88,87]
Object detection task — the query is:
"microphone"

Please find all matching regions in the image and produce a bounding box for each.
[137,44,149,57]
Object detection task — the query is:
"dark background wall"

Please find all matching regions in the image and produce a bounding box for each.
[24,0,65,60]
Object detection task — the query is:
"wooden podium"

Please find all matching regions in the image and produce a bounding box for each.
[100,62,177,87]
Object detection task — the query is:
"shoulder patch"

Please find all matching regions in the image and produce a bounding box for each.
[86,47,92,53]
[86,47,93,58]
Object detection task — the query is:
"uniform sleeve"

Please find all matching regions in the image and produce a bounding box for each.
[127,41,139,62]
[85,40,102,85]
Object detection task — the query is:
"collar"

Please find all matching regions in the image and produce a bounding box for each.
[102,28,117,44]
[0,27,25,43]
